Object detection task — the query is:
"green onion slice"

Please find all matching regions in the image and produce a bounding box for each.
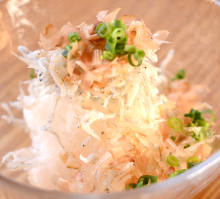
[126,175,157,190]
[184,144,190,149]
[108,21,114,30]
[126,183,136,190]
[69,42,74,48]
[137,175,158,184]
[62,49,69,58]
[191,131,204,142]
[105,37,117,53]
[96,23,111,39]
[168,117,182,132]
[137,176,148,185]
[65,45,71,51]
[124,44,137,54]
[112,28,126,43]
[190,127,213,142]
[194,120,210,129]
[172,69,185,81]
[136,179,144,188]
[185,109,215,128]
[115,42,128,55]
[184,109,204,123]
[187,156,201,168]
[114,35,128,55]
[100,51,115,61]
[113,19,127,31]
[170,136,176,142]
[128,53,142,67]
[201,110,216,122]
[68,32,81,42]
[166,155,179,167]
[149,176,158,184]
[168,169,187,178]
[134,49,145,61]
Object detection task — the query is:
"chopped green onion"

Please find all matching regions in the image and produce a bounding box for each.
[96,23,111,39]
[138,175,158,184]
[126,175,157,190]
[65,45,71,51]
[171,136,176,142]
[69,42,74,48]
[184,144,190,149]
[112,28,126,43]
[168,117,182,132]
[62,49,69,58]
[62,43,74,58]
[108,21,114,30]
[194,120,210,129]
[184,109,204,123]
[191,131,204,142]
[187,156,201,168]
[30,69,36,79]
[105,37,117,53]
[137,177,148,186]
[68,32,81,42]
[201,110,216,122]
[136,179,145,188]
[100,51,115,61]
[185,109,214,129]
[149,176,158,184]
[126,183,136,190]
[190,128,213,142]
[171,69,185,81]
[124,45,136,54]
[168,169,187,178]
[166,155,179,167]
[134,49,145,61]
[115,42,128,55]
[113,19,127,31]
[128,53,142,67]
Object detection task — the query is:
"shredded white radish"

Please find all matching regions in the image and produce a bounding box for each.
[81,110,116,141]
[48,93,60,123]
[40,125,72,158]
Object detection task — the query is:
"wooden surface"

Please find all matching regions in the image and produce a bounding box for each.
[0,0,220,198]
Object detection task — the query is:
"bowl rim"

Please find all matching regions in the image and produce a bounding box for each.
[0,1,220,197]
[0,150,220,198]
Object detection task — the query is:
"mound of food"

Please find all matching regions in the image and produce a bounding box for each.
[1,8,218,193]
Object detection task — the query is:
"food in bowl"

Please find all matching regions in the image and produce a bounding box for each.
[1,8,218,193]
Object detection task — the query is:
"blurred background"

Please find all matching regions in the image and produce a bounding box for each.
[0,0,220,198]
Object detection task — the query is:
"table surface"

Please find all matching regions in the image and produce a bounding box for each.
[0,0,220,198]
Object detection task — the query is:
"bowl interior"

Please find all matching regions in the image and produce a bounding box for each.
[0,0,220,198]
